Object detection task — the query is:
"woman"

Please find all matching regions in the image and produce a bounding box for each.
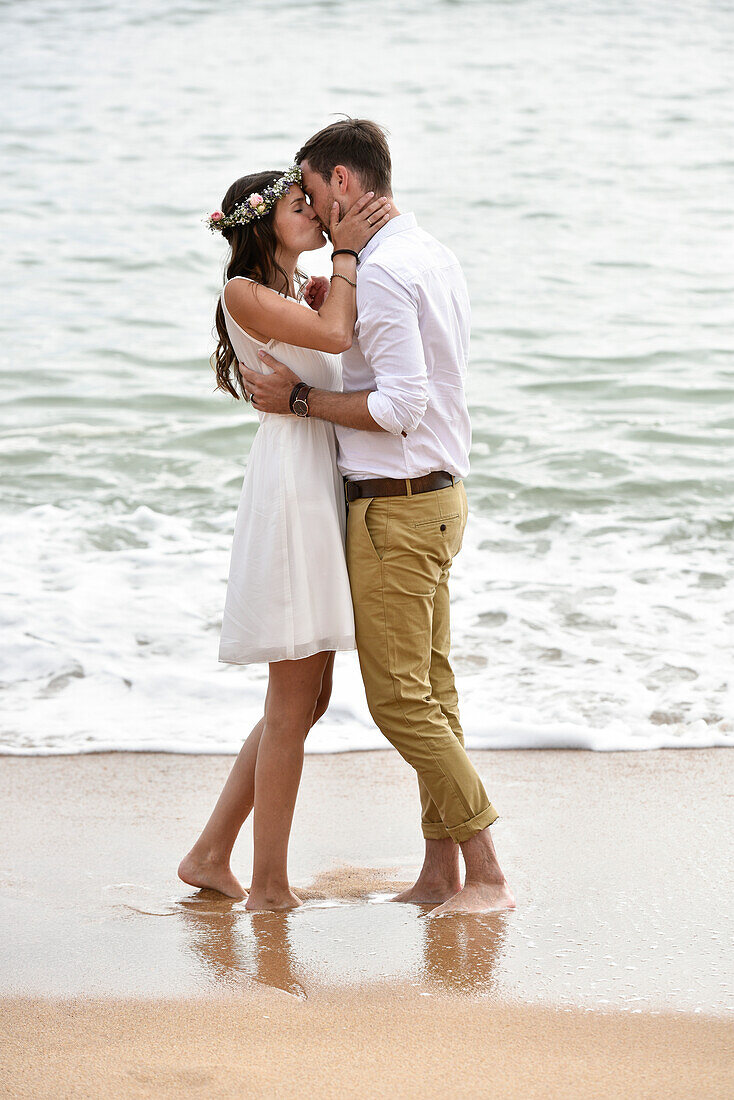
[178,166,391,910]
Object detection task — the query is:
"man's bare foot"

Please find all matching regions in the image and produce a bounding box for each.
[392,837,461,904]
[177,852,246,900]
[429,880,516,916]
[391,878,461,904]
[245,887,303,912]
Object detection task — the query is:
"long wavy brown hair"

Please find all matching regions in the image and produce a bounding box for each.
[211,170,306,399]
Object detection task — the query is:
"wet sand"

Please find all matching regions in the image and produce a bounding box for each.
[1,749,732,1097]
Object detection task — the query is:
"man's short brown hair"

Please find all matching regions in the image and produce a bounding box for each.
[295,118,392,195]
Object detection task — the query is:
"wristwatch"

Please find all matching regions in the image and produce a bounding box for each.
[289,382,312,418]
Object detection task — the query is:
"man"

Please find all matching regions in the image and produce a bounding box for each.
[240,118,514,914]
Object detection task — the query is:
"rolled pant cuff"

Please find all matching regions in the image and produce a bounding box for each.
[421,822,454,840]
[446,803,500,844]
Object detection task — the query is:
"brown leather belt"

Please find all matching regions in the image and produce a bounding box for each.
[345,470,457,503]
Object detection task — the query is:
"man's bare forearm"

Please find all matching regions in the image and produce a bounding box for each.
[308,388,386,432]
[238,351,393,432]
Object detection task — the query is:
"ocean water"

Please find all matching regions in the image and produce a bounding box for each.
[1,0,733,755]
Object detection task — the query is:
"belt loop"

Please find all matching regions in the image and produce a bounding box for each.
[405,478,412,497]
[450,474,455,486]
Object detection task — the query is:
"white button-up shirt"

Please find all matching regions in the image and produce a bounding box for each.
[335,212,472,481]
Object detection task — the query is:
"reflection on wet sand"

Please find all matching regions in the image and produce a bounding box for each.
[175,872,511,999]
[177,894,305,998]
[421,911,508,994]
[179,893,308,998]
[247,913,306,999]
[176,894,251,987]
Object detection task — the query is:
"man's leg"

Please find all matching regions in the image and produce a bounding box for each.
[346,484,498,841]
[418,488,513,915]
[347,481,514,913]
[430,826,515,916]
[392,561,463,901]
[420,560,465,828]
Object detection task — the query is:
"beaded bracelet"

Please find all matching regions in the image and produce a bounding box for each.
[330,273,357,289]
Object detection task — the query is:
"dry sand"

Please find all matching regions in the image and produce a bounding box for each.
[1,749,732,1097]
[3,989,732,1099]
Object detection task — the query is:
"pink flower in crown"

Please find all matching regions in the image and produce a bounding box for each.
[249,193,264,209]
[210,211,223,222]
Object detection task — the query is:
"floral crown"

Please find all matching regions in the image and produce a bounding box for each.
[205,165,303,232]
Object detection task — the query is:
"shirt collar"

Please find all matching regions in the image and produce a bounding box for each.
[358,211,417,265]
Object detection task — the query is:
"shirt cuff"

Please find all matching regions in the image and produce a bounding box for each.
[366,390,407,436]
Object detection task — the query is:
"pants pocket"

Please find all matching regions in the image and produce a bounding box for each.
[412,512,465,565]
[413,512,461,528]
[363,498,389,562]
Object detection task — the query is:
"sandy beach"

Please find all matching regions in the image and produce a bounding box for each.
[1,748,732,1097]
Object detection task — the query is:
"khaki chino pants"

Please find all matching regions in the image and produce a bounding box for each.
[346,479,499,843]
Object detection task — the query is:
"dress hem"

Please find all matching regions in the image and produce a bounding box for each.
[218,636,357,667]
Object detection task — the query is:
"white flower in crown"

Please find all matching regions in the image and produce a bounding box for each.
[204,166,303,232]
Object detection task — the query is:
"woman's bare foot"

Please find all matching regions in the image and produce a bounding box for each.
[429,880,516,916]
[177,852,246,900]
[245,887,303,912]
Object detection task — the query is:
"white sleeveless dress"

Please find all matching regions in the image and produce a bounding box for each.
[218,276,356,665]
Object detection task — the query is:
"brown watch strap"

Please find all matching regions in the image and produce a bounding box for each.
[288,381,306,412]
[291,383,312,416]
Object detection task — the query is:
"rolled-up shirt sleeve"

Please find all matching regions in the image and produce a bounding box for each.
[356,264,429,435]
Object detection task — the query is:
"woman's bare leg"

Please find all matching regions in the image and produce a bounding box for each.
[177,716,265,898]
[178,652,335,901]
[246,651,330,911]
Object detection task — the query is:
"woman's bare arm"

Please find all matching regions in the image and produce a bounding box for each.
[223,194,391,354]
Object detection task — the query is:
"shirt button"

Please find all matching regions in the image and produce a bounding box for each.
[440,524,446,532]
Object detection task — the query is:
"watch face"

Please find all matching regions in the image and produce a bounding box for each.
[293,398,308,416]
